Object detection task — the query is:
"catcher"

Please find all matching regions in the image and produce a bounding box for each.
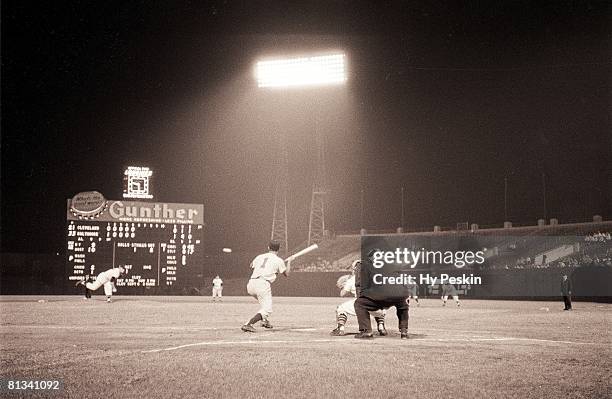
[330,260,387,336]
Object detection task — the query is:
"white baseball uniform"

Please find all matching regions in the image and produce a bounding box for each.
[86,267,122,296]
[246,251,286,318]
[408,283,419,298]
[442,283,460,305]
[212,277,223,298]
[336,275,385,318]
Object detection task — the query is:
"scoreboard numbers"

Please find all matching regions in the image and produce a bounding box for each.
[66,193,204,291]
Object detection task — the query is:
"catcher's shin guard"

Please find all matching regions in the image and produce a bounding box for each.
[336,312,348,326]
[331,312,348,335]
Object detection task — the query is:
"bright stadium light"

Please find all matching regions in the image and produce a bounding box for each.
[255,53,347,88]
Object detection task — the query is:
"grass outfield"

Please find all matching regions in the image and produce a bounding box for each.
[1,296,610,399]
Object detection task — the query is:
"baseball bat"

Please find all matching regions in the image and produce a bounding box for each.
[285,244,318,262]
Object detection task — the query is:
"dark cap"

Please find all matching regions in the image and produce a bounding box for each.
[268,241,281,252]
[367,248,381,260]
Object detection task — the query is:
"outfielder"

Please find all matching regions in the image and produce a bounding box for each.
[241,241,289,332]
[212,275,223,301]
[76,266,126,303]
[441,283,460,307]
[331,260,387,336]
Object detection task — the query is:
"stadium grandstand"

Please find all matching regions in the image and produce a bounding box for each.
[290,218,612,272]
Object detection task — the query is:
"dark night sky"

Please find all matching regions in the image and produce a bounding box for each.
[1,1,611,256]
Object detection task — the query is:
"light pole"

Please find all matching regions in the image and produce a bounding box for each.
[255,52,347,248]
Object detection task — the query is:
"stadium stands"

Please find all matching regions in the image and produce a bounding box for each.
[291,220,612,272]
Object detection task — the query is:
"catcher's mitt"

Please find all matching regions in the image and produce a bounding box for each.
[336,274,352,289]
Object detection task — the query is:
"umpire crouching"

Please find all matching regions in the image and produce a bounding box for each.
[354,250,409,339]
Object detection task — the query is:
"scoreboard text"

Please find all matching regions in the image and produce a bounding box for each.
[66,196,204,291]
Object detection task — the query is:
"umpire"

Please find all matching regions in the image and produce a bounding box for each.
[561,274,572,311]
[353,250,409,339]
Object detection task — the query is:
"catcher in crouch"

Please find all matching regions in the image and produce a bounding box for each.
[331,260,387,336]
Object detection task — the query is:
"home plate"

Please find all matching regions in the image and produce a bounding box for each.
[290,328,317,332]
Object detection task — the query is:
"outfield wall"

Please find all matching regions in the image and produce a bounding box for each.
[217,267,611,300]
[1,252,610,300]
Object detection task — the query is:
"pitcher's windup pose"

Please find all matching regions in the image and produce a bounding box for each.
[76,266,126,303]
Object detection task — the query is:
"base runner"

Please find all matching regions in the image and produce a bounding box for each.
[241,241,289,332]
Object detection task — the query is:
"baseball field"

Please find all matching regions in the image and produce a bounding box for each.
[1,295,610,398]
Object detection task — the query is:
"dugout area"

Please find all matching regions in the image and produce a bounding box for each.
[0,296,610,399]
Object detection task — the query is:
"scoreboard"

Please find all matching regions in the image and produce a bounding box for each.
[66,192,204,292]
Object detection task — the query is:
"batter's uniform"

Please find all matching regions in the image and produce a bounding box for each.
[441,283,460,306]
[86,267,122,297]
[246,251,287,319]
[212,277,223,300]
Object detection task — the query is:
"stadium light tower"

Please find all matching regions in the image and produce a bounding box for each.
[256,52,347,249]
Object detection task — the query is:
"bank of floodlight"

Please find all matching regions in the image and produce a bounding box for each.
[255,53,347,88]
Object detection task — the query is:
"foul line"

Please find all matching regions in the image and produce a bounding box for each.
[417,337,598,345]
[142,339,337,353]
[142,335,599,353]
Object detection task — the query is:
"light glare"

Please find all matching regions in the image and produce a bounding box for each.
[256,53,347,88]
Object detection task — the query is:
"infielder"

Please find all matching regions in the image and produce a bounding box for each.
[331,260,387,336]
[76,266,126,303]
[241,241,289,332]
[212,275,223,301]
[441,283,460,307]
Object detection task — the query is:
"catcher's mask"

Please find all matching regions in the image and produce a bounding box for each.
[366,248,382,262]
